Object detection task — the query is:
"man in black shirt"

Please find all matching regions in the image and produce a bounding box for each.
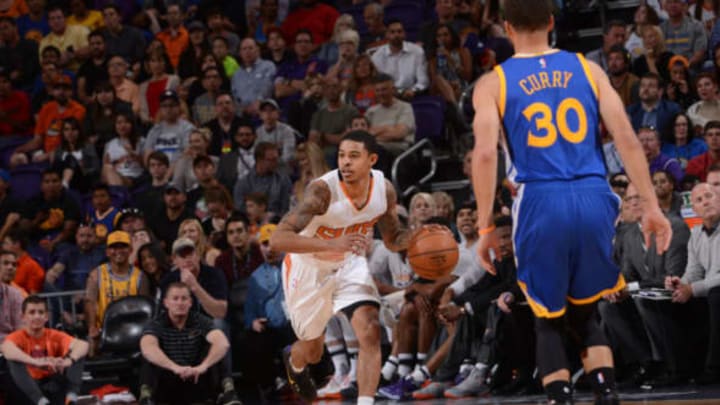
[0,16,40,91]
[76,30,109,104]
[203,92,246,156]
[139,281,241,405]
[146,183,195,252]
[0,169,20,242]
[20,168,81,252]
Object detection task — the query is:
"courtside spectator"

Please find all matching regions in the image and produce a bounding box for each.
[138,48,180,124]
[154,4,187,70]
[586,20,627,71]
[232,37,276,117]
[281,0,338,48]
[45,223,105,291]
[147,183,196,252]
[143,89,195,167]
[256,98,296,167]
[101,3,145,71]
[361,3,386,53]
[203,92,245,156]
[233,142,291,217]
[76,29,108,103]
[660,0,707,69]
[274,29,328,111]
[39,5,89,71]
[1,295,89,405]
[0,250,22,342]
[0,16,41,91]
[0,66,32,135]
[371,19,429,100]
[192,67,223,125]
[627,73,681,137]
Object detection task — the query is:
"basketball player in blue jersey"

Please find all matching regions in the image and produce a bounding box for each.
[471,1,672,404]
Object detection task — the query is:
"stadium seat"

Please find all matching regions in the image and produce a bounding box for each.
[8,163,48,201]
[411,95,446,142]
[384,2,424,35]
[84,296,155,391]
[0,136,28,168]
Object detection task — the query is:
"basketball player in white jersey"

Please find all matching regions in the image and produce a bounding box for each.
[270,131,422,405]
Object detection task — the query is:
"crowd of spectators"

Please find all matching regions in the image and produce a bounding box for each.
[0,0,719,403]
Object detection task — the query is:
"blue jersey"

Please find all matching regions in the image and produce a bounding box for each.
[496,50,607,183]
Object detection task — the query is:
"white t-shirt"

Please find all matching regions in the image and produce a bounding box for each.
[369,240,414,289]
[105,137,145,178]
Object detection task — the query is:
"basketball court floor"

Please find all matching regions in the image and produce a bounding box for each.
[304,384,720,404]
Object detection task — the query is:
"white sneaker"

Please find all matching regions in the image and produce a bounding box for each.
[317,374,349,399]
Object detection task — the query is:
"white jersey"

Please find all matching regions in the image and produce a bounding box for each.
[299,169,388,267]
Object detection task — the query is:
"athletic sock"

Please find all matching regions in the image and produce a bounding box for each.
[357,395,374,405]
[474,362,488,376]
[348,347,359,381]
[381,355,399,381]
[329,348,349,378]
[587,367,617,397]
[416,352,427,365]
[398,353,413,377]
[410,364,431,384]
[545,380,573,403]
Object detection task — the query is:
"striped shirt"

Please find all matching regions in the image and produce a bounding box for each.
[142,311,213,366]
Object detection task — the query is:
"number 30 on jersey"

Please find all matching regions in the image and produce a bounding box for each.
[522,97,588,148]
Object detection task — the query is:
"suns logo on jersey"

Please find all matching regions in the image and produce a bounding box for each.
[314,220,377,240]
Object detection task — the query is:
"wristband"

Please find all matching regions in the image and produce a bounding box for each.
[478,225,496,236]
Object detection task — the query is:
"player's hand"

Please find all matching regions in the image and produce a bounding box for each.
[329,233,372,255]
[497,292,514,313]
[437,302,463,323]
[672,283,693,303]
[665,275,681,290]
[641,207,672,254]
[476,233,496,275]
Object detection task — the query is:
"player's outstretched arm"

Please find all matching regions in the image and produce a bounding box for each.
[590,61,672,253]
[270,180,371,254]
[471,71,501,230]
[376,180,416,252]
[270,180,333,253]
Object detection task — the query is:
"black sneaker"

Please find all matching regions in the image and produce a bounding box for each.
[217,389,243,405]
[340,380,358,399]
[594,391,619,405]
[309,348,335,388]
[282,346,317,402]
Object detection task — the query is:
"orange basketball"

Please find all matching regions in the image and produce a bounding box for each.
[407,226,459,280]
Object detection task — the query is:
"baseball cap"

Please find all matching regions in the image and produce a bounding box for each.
[164,182,183,193]
[106,231,131,247]
[259,99,279,110]
[172,237,196,255]
[117,207,143,226]
[159,89,179,103]
[258,224,277,244]
[187,20,206,32]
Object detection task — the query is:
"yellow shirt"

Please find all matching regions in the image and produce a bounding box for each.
[67,10,104,31]
[96,263,142,328]
[39,25,90,71]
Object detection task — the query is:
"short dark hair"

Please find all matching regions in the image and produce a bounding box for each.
[604,19,627,35]
[503,0,554,32]
[214,90,234,103]
[254,141,278,161]
[641,72,663,88]
[653,169,676,188]
[494,215,512,228]
[211,35,229,47]
[42,167,63,180]
[88,29,105,41]
[102,3,122,14]
[350,115,370,126]
[607,44,630,66]
[225,211,250,233]
[386,18,404,28]
[708,163,720,175]
[6,228,29,251]
[704,120,720,134]
[165,281,191,296]
[0,249,16,258]
[42,46,62,58]
[46,4,66,16]
[340,130,379,155]
[22,295,47,313]
[244,191,268,207]
[92,183,111,195]
[456,202,476,216]
[374,73,394,84]
[202,66,221,78]
[147,151,170,166]
[295,28,313,43]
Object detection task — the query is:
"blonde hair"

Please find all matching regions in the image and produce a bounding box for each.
[409,192,437,227]
[294,142,329,203]
[190,128,212,144]
[643,25,666,55]
[333,14,356,41]
[337,28,360,49]
[179,219,209,260]
[431,191,454,220]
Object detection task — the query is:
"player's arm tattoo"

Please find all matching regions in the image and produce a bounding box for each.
[377,180,414,252]
[277,181,331,233]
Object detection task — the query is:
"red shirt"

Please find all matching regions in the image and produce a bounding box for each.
[146,78,168,120]
[15,253,45,294]
[35,100,86,153]
[6,328,74,380]
[0,90,32,135]
[685,152,718,181]
[281,3,339,46]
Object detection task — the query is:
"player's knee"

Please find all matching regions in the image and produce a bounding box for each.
[568,303,607,348]
[399,301,418,322]
[353,309,381,349]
